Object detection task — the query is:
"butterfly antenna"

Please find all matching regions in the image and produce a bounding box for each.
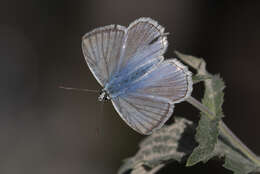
[59,86,98,93]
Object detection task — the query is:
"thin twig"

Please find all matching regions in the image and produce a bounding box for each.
[149,164,165,174]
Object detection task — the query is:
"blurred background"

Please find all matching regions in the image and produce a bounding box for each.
[0,0,260,173]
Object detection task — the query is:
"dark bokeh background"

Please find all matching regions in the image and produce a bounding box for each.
[1,0,260,173]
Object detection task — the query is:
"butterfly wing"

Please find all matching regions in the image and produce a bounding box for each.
[116,17,168,73]
[111,59,192,134]
[82,18,192,134]
[82,18,167,86]
[132,59,193,103]
[112,95,174,135]
[82,25,126,86]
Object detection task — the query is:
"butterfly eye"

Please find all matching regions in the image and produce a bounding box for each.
[98,89,110,102]
[103,96,110,102]
[98,89,103,96]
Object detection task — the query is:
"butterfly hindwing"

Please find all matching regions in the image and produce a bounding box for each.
[112,94,174,135]
[111,59,192,134]
[132,59,193,103]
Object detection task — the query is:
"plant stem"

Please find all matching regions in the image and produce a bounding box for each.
[149,164,164,174]
[186,96,260,166]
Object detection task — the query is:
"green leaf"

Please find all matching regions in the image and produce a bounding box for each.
[118,117,197,174]
[192,74,211,84]
[176,51,225,166]
[119,51,260,174]
[175,51,206,72]
[176,51,259,173]
[201,75,225,118]
[215,135,259,174]
[187,76,225,166]
[175,51,207,77]
[223,157,258,174]
[118,116,258,174]
[186,114,221,166]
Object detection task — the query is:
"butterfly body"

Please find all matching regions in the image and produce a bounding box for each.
[82,18,193,134]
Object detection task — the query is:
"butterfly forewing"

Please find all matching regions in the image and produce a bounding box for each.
[82,25,126,86]
[117,18,168,73]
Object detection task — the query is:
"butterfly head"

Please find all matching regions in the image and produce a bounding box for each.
[98,89,110,102]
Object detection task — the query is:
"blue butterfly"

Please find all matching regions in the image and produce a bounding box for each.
[82,17,193,134]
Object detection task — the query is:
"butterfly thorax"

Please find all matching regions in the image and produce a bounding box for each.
[98,89,110,102]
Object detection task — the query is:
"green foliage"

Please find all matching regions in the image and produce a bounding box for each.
[186,74,224,165]
[118,117,196,174]
[177,51,226,166]
[186,114,221,166]
[176,51,259,173]
[192,74,211,84]
[118,51,260,174]
[223,157,258,174]
[215,133,259,174]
